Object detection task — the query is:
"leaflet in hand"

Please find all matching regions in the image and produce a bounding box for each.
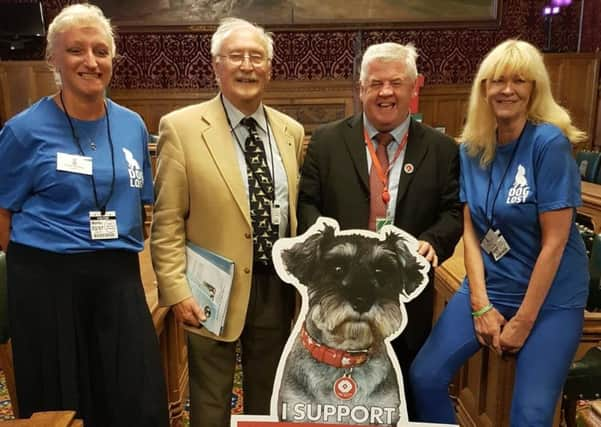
[185,242,234,336]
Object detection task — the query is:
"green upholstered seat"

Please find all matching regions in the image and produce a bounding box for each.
[577,223,595,258]
[564,346,601,395]
[575,151,601,183]
[563,232,601,426]
[595,160,601,185]
[588,234,601,312]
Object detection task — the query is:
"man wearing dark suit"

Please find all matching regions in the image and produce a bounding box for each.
[297,42,462,417]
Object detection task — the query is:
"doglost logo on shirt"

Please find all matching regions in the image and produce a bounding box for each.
[122,148,144,188]
[507,164,530,204]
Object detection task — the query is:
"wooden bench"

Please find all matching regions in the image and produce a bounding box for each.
[2,411,83,426]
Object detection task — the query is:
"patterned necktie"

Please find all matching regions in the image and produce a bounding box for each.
[368,132,393,231]
[240,117,278,264]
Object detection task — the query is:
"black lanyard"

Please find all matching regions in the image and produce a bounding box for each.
[60,91,115,214]
[484,124,526,228]
[220,94,276,200]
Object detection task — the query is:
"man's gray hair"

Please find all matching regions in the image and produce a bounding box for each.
[211,17,274,60]
[359,42,418,83]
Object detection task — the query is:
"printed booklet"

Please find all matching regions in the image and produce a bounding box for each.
[186,242,234,336]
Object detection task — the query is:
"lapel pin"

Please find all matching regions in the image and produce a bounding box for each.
[404,163,414,174]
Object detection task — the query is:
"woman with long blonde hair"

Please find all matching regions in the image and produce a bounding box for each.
[410,40,588,426]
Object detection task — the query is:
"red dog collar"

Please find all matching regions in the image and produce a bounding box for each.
[301,324,369,368]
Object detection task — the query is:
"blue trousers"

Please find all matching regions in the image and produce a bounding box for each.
[409,291,584,426]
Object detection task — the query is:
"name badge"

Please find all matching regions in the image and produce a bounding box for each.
[481,228,510,261]
[57,152,93,175]
[375,217,392,232]
[89,211,118,240]
[271,202,281,226]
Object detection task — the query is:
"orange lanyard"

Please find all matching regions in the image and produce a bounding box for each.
[364,128,409,204]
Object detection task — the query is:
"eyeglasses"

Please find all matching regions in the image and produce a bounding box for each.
[218,52,268,67]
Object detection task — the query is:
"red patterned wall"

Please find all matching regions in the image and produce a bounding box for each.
[35,0,587,88]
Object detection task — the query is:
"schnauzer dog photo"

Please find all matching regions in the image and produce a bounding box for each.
[269,217,430,426]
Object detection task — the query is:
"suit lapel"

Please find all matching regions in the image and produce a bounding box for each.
[265,107,296,193]
[343,115,369,191]
[200,96,251,226]
[395,119,429,205]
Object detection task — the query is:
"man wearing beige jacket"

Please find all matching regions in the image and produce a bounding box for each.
[150,17,305,427]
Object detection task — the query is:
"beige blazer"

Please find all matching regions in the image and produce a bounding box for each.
[150,95,304,342]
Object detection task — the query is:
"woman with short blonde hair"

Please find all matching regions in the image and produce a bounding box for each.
[0,4,168,426]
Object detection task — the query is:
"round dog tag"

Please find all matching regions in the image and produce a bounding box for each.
[333,375,357,400]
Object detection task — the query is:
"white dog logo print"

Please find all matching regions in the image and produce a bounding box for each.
[122,148,144,188]
[507,164,530,204]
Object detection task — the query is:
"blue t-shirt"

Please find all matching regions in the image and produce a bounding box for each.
[459,121,589,309]
[0,96,153,253]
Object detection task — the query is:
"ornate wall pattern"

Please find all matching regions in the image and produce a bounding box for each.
[27,0,589,88]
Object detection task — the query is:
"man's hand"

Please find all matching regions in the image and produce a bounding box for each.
[173,297,206,326]
[418,240,438,267]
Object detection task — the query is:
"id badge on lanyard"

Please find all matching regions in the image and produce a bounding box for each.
[365,128,409,234]
[270,201,281,226]
[481,228,510,261]
[89,211,118,240]
[375,217,393,232]
[482,127,524,262]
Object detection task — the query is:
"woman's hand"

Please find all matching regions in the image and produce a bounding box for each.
[495,208,572,355]
[473,307,507,355]
[499,315,535,354]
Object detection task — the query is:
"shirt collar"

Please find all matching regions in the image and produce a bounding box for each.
[363,112,411,144]
[221,95,267,133]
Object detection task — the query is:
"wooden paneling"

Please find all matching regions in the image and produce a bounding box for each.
[109,79,356,135]
[581,181,601,233]
[108,81,469,139]
[108,89,206,135]
[0,61,56,125]
[546,53,600,142]
[2,53,598,147]
[420,85,470,140]
[544,53,601,150]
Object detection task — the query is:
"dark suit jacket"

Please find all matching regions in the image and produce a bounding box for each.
[297,114,463,351]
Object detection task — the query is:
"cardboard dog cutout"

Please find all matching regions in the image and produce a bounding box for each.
[232,217,457,427]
